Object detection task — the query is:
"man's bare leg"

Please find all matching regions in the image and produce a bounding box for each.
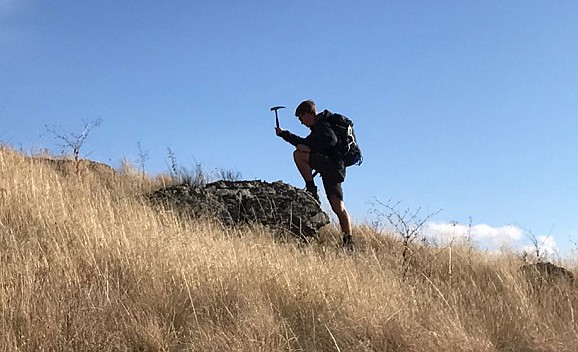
[328,194,353,248]
[293,149,313,181]
[328,194,351,235]
[293,149,319,202]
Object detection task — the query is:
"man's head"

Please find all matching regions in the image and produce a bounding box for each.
[295,100,317,127]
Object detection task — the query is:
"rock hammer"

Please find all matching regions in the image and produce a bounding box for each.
[270,106,285,129]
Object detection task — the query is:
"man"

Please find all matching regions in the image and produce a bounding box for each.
[275,100,353,249]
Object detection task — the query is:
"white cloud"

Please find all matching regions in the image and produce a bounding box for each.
[521,236,559,258]
[424,222,559,258]
[425,222,523,247]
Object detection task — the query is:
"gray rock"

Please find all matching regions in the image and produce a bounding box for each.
[520,262,575,286]
[150,180,330,237]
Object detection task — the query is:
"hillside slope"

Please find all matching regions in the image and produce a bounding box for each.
[0,146,577,352]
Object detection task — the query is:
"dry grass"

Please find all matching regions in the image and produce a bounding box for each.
[1,145,577,351]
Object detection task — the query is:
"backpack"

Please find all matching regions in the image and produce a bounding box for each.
[324,111,363,167]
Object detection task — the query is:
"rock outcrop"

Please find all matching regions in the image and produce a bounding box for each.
[151,180,330,237]
[520,262,575,286]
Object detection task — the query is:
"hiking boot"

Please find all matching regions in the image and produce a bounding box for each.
[306,186,320,203]
[342,233,354,251]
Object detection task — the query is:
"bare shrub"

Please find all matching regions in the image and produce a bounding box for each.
[43,119,103,175]
[370,198,441,275]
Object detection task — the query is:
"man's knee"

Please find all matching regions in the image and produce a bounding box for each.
[293,149,310,163]
[292,149,299,160]
[328,195,346,214]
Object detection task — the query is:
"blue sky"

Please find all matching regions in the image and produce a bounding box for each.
[2,1,578,256]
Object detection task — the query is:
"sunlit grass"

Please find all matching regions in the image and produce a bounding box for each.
[1,146,576,351]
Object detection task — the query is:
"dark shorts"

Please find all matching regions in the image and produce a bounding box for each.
[309,152,345,200]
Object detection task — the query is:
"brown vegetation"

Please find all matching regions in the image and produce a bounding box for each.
[1,146,577,351]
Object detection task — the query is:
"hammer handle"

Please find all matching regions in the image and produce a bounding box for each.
[274,111,280,129]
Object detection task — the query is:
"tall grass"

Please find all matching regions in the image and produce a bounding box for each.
[1,146,577,351]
